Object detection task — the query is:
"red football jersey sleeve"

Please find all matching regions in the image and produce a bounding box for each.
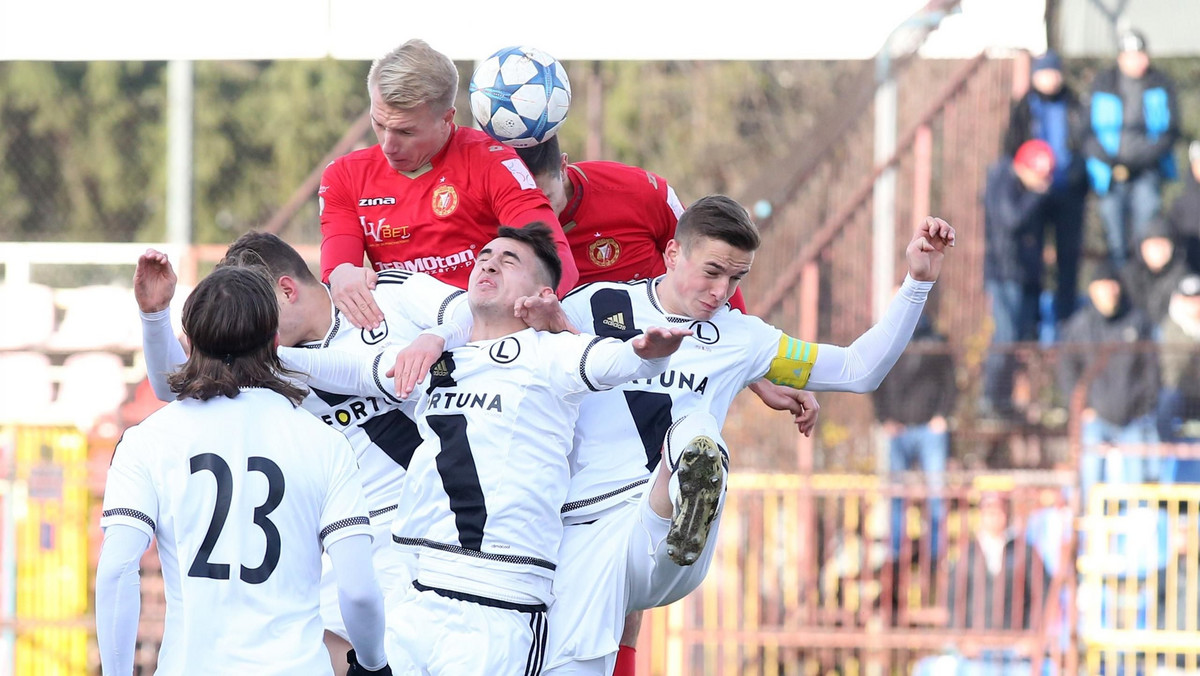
[319,126,576,294]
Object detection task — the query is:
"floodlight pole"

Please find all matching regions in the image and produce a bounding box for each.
[166,60,194,247]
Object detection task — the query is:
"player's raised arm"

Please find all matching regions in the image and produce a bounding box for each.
[134,249,187,401]
[764,217,955,394]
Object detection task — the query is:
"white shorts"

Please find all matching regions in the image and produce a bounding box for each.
[544,471,727,673]
[385,582,549,675]
[320,520,412,639]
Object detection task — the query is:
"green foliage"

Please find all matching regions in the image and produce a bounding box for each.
[3,55,1197,247]
[0,59,368,244]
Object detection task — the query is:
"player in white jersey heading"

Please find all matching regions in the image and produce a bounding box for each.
[280,223,691,675]
[97,265,392,675]
[532,195,956,674]
[135,233,468,674]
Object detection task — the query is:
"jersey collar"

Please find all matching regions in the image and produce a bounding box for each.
[647,275,730,323]
[559,164,588,232]
[646,276,692,324]
[316,285,342,348]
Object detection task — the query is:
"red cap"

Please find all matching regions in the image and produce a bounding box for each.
[1014,139,1055,176]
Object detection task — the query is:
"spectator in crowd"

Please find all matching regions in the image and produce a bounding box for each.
[1058,264,1161,501]
[1003,49,1089,325]
[945,493,1049,669]
[1085,29,1179,268]
[1164,141,1200,273]
[873,312,957,557]
[1157,275,1200,453]
[982,140,1055,419]
[1121,217,1189,326]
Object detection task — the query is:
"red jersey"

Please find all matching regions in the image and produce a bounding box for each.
[319,125,578,294]
[560,161,746,311]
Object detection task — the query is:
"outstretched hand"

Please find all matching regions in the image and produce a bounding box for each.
[514,290,578,334]
[330,263,383,330]
[631,326,692,360]
[133,249,177,313]
[906,216,955,282]
[386,333,445,399]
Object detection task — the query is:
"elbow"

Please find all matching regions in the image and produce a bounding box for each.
[847,372,888,394]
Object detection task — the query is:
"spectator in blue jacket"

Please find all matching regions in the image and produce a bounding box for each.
[1004,50,1089,325]
[1085,29,1179,268]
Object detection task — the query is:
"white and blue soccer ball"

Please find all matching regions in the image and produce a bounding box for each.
[469,46,572,148]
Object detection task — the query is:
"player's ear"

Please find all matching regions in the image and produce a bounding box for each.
[277,275,300,303]
[663,239,681,270]
[441,106,456,125]
[559,153,569,176]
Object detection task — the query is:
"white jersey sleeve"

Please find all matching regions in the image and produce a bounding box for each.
[100,427,160,539]
[280,345,401,404]
[753,275,933,393]
[140,308,186,402]
[319,437,374,548]
[95,525,151,676]
[574,335,671,392]
[371,270,468,331]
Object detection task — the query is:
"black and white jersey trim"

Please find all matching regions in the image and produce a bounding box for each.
[372,353,404,405]
[321,313,344,348]
[578,336,605,392]
[368,504,398,520]
[102,508,155,531]
[437,290,466,325]
[412,580,548,613]
[560,478,649,513]
[375,270,415,285]
[320,516,370,540]
[393,536,556,571]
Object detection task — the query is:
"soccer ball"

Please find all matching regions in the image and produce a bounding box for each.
[469,46,572,148]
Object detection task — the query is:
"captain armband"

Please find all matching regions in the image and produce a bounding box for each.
[764,334,818,389]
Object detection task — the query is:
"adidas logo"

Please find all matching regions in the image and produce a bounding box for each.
[432,361,449,377]
[602,313,626,330]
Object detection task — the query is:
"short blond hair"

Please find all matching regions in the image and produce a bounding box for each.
[368,39,458,112]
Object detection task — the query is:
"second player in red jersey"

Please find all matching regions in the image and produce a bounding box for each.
[518,137,746,312]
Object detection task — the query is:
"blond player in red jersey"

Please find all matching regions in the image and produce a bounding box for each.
[320,39,580,330]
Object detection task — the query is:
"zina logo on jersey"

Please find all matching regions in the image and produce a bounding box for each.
[360,216,411,244]
[359,196,396,206]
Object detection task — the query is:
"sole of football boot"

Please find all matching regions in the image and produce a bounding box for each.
[665,436,724,566]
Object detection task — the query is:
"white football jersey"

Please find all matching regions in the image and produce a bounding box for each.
[100,389,371,674]
[390,328,656,607]
[560,278,790,520]
[300,269,466,523]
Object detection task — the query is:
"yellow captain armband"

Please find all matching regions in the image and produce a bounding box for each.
[764,334,818,389]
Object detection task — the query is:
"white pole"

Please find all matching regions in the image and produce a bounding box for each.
[166,60,194,246]
[872,76,897,324]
